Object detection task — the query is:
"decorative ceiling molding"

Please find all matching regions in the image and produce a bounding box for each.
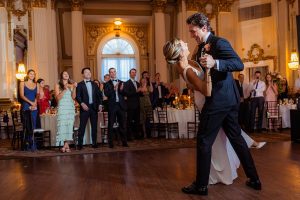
[151,0,167,13]
[185,0,235,19]
[242,44,276,64]
[86,23,148,56]
[7,0,30,21]
[31,0,47,8]
[69,0,84,11]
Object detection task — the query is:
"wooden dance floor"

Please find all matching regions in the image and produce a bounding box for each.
[0,141,299,200]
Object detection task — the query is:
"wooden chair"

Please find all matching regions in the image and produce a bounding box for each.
[100,112,109,144]
[11,110,24,150]
[265,101,282,131]
[187,105,200,139]
[156,107,179,139]
[0,111,13,139]
[145,106,157,137]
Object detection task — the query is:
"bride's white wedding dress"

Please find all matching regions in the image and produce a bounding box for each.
[183,66,254,185]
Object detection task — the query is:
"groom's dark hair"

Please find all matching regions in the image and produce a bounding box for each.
[186,13,212,31]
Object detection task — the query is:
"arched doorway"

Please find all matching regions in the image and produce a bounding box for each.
[97,34,139,81]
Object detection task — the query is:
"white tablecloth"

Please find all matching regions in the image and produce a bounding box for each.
[40,112,104,146]
[279,104,297,128]
[153,108,195,138]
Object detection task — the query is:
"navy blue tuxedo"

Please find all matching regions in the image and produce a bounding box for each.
[192,33,259,187]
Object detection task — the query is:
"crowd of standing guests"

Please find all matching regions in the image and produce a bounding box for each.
[18,67,180,152]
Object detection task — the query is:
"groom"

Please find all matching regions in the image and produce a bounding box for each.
[182,13,261,195]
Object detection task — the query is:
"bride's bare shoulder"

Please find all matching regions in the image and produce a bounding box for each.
[188,60,202,72]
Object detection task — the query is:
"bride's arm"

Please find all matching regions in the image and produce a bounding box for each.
[185,68,206,94]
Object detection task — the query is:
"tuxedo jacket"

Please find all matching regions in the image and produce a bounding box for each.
[76,80,103,112]
[151,82,168,105]
[104,80,127,111]
[191,34,243,111]
[124,79,141,110]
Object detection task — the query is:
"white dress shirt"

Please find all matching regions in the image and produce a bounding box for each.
[84,79,93,104]
[112,79,119,102]
[131,78,137,90]
[249,79,266,98]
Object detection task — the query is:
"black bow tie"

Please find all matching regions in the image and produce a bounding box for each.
[85,80,91,83]
[112,79,118,82]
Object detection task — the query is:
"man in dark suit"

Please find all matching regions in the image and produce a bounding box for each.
[124,68,142,140]
[182,13,261,196]
[151,73,168,108]
[76,67,103,149]
[104,67,128,148]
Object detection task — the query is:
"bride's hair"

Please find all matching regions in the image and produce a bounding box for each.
[163,38,183,65]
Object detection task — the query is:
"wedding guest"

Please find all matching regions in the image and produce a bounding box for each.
[264,73,279,131]
[141,71,151,86]
[139,78,153,138]
[37,78,50,114]
[19,69,39,130]
[76,67,103,149]
[104,67,128,148]
[249,71,266,133]
[124,68,142,140]
[55,71,76,152]
[151,73,168,108]
[94,79,101,88]
[278,78,289,100]
[165,83,178,105]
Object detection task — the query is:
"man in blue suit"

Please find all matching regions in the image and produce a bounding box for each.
[182,13,261,196]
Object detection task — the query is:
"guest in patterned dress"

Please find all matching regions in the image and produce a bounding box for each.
[37,78,50,114]
[55,71,76,152]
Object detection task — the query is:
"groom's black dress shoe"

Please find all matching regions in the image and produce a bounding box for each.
[246,179,262,190]
[182,182,208,195]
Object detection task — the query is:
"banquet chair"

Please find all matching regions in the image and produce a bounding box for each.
[100,112,109,144]
[265,101,282,132]
[11,110,24,150]
[145,106,157,137]
[156,107,179,139]
[187,105,200,139]
[22,110,51,150]
[0,111,13,139]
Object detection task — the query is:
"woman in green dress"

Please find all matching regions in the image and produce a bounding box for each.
[139,78,153,138]
[55,71,76,152]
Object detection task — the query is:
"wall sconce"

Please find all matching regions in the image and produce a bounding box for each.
[16,63,27,80]
[114,19,122,37]
[288,50,299,70]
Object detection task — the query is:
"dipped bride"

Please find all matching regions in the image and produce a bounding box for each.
[163,38,265,185]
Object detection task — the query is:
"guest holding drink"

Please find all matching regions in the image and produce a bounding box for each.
[37,78,50,114]
[55,71,76,152]
[19,69,39,130]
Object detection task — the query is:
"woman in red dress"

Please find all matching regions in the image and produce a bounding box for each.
[37,78,50,114]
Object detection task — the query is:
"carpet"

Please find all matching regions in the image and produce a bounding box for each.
[0,129,291,159]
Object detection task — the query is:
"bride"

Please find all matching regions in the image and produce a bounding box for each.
[163,38,265,185]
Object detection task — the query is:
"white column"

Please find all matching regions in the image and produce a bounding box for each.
[47,0,58,87]
[29,6,50,82]
[153,0,167,82]
[71,0,85,82]
[0,7,15,98]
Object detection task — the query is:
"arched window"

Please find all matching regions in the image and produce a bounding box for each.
[101,38,136,81]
